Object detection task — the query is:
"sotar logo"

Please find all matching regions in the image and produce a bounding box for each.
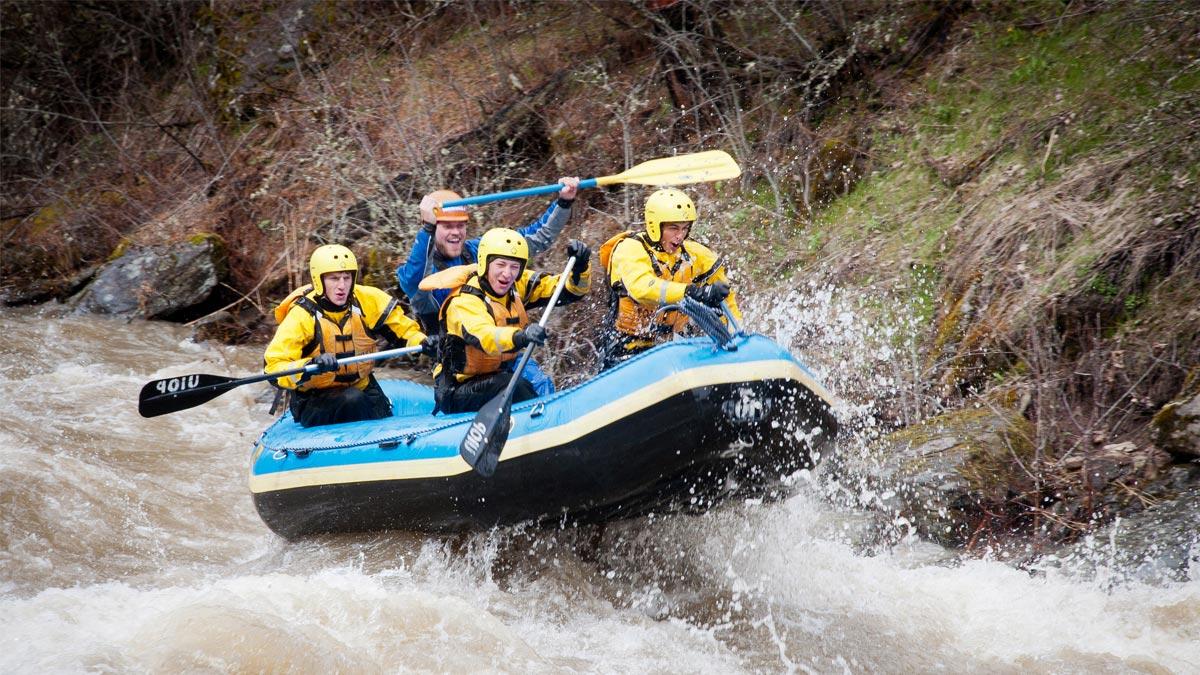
[155,375,201,395]
[462,421,486,460]
[721,387,772,425]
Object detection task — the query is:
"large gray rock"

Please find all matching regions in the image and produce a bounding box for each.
[70,235,227,319]
[864,405,1036,547]
[1153,375,1200,458]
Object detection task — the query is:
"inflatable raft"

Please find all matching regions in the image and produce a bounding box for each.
[250,333,838,538]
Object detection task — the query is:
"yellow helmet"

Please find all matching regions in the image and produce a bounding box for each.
[644,188,697,242]
[422,189,469,224]
[309,244,357,296]
[476,227,528,278]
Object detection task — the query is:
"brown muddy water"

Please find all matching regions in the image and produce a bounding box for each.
[1,305,1197,673]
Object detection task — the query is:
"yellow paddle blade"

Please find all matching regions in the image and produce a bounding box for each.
[596,150,741,187]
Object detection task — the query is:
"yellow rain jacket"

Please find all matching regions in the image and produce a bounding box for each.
[601,231,742,350]
[421,264,590,383]
[264,284,425,391]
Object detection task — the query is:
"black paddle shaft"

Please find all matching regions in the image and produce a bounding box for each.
[138,344,422,418]
[459,256,576,477]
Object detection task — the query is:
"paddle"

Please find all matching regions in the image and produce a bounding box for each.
[138,344,422,418]
[440,150,741,208]
[459,256,577,477]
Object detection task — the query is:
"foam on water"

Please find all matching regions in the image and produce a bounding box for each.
[1,555,743,672]
[651,490,1200,672]
[0,309,267,592]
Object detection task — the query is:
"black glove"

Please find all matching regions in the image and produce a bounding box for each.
[512,323,548,349]
[311,353,339,373]
[685,282,730,307]
[566,239,590,274]
[420,334,440,357]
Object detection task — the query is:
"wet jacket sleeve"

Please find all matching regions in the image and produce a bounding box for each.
[263,308,316,390]
[396,227,448,324]
[357,286,426,348]
[522,264,591,310]
[689,244,743,322]
[397,228,432,299]
[444,295,521,355]
[610,238,687,307]
[519,198,573,256]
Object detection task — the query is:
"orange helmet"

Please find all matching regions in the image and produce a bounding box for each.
[422,189,469,224]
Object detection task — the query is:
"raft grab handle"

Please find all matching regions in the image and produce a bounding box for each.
[659,299,738,351]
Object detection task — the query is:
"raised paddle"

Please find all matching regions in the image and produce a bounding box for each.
[459,256,577,477]
[138,345,423,418]
[440,150,741,208]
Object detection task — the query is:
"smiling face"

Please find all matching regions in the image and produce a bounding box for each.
[485,257,523,295]
[321,271,354,306]
[659,221,691,254]
[434,220,469,259]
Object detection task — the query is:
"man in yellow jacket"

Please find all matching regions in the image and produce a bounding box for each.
[264,244,433,427]
[599,187,742,370]
[421,228,591,414]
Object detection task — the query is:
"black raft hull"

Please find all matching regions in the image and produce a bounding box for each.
[250,336,838,538]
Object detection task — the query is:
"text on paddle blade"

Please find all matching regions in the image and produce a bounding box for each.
[462,421,487,460]
[155,374,201,395]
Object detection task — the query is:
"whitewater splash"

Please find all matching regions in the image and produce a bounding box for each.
[1,305,1197,672]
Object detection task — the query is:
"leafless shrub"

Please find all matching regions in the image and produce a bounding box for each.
[930,144,1200,468]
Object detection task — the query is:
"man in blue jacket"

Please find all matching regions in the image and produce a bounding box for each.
[397,177,580,396]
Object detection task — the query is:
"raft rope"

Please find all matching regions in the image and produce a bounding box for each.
[656,298,737,350]
[263,376,579,456]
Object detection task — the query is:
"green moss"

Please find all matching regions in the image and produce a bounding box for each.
[1089,273,1120,300]
[728,206,752,231]
[358,247,396,289]
[188,232,225,248]
[912,5,1192,183]
[1123,292,1146,314]
[931,287,967,367]
[107,238,132,262]
[931,103,958,125]
[909,263,940,326]
[891,404,1036,495]
[187,233,228,276]
[1151,367,1200,453]
[807,148,956,270]
[1009,48,1052,85]
[796,16,1191,355]
[805,229,825,252]
[29,201,67,236]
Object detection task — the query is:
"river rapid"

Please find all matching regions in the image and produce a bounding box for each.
[2,304,1197,673]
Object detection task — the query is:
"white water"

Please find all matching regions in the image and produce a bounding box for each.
[1,305,1197,673]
